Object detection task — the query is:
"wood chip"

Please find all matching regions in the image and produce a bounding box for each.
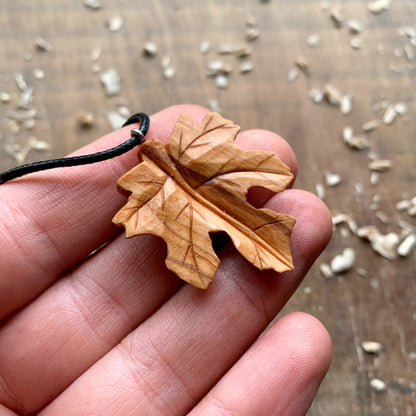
[78,112,95,128]
[215,74,229,89]
[324,84,343,106]
[368,159,393,171]
[330,5,344,28]
[34,37,53,52]
[199,40,210,55]
[33,69,45,80]
[309,87,324,103]
[143,41,158,57]
[240,61,254,74]
[325,172,341,187]
[343,127,370,150]
[100,68,121,96]
[320,263,333,279]
[0,92,11,103]
[206,60,232,76]
[362,120,379,132]
[106,111,127,130]
[217,43,235,55]
[370,378,387,392]
[234,43,253,58]
[307,33,321,47]
[246,26,260,42]
[106,16,123,32]
[398,234,416,257]
[28,137,51,152]
[350,37,364,50]
[295,56,310,75]
[316,183,325,200]
[288,68,299,82]
[348,19,363,34]
[361,341,384,354]
[330,248,356,274]
[357,226,399,259]
[83,0,101,9]
[368,0,391,14]
[340,92,353,114]
[90,47,102,61]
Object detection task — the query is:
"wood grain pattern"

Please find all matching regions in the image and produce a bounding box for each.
[0,1,415,414]
[113,112,295,288]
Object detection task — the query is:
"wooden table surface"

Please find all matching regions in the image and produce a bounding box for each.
[1,1,415,414]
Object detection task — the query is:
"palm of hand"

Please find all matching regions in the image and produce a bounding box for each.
[0,105,332,416]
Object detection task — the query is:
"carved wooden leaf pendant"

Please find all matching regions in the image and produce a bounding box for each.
[113,112,296,289]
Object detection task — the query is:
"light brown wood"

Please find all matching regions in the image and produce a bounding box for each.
[113,112,295,288]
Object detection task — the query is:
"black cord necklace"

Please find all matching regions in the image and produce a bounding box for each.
[0,112,150,184]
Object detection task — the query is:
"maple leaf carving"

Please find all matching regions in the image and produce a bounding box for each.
[113,112,296,289]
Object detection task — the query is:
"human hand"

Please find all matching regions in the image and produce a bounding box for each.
[0,105,332,416]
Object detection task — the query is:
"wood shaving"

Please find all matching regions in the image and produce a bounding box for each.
[368,0,391,14]
[398,234,416,257]
[215,74,229,89]
[320,263,333,279]
[208,99,221,113]
[288,68,299,82]
[0,92,11,103]
[295,56,310,75]
[106,111,127,130]
[330,5,344,28]
[340,92,353,114]
[143,41,158,57]
[217,44,235,55]
[350,37,364,50]
[199,40,210,55]
[362,120,379,132]
[343,127,370,150]
[361,341,384,354]
[206,60,233,76]
[325,172,341,187]
[370,171,380,186]
[33,69,45,80]
[234,43,253,58]
[78,112,95,128]
[324,84,343,106]
[357,226,399,259]
[404,43,415,62]
[348,19,363,34]
[106,16,123,32]
[316,183,325,200]
[34,37,53,52]
[307,33,321,47]
[83,0,101,9]
[28,138,51,152]
[375,211,390,224]
[90,47,102,61]
[246,26,260,42]
[368,159,393,171]
[370,378,387,392]
[309,87,324,103]
[100,68,121,96]
[240,61,254,74]
[330,248,356,274]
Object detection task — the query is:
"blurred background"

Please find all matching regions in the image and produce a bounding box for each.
[0,1,415,414]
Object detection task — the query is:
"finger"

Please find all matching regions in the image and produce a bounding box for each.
[0,120,300,414]
[236,129,298,207]
[39,191,332,416]
[189,312,332,416]
[0,104,209,319]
